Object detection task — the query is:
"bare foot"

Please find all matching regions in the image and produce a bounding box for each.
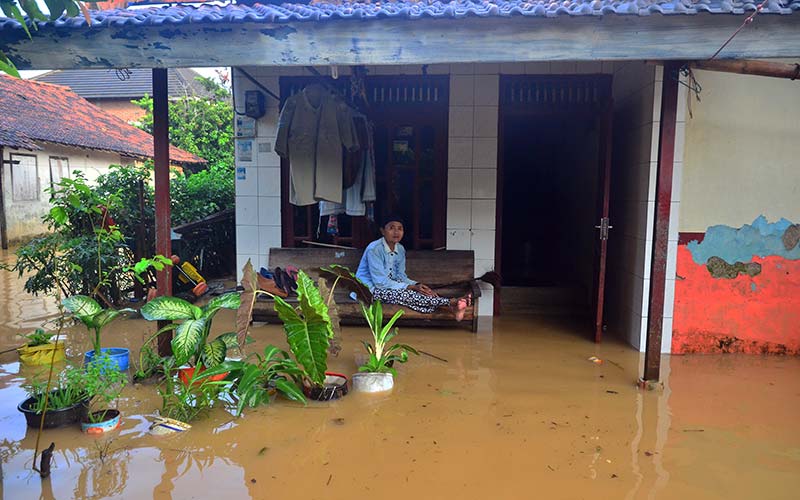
[450,297,468,322]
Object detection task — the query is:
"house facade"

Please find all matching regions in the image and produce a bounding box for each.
[0,76,205,247]
[2,2,799,375]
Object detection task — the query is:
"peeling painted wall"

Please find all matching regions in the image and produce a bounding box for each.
[673,68,800,355]
[1,145,125,243]
[673,218,800,355]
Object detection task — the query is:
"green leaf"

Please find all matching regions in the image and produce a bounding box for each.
[44,0,64,21]
[19,0,47,21]
[2,3,31,38]
[64,0,78,18]
[171,318,206,366]
[62,295,102,318]
[48,206,68,225]
[274,271,330,386]
[0,52,20,78]
[203,292,240,319]
[320,264,373,304]
[274,378,306,404]
[201,337,227,368]
[92,308,121,330]
[141,296,201,321]
[215,332,240,350]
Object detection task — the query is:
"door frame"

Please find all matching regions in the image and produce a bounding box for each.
[494,74,614,337]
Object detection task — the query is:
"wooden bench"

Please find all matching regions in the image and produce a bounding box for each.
[252,247,481,332]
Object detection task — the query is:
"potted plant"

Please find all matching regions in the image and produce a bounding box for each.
[62,295,133,371]
[18,365,87,429]
[352,300,418,393]
[238,261,340,400]
[80,352,128,434]
[224,345,307,416]
[153,356,231,428]
[17,328,66,366]
[140,293,241,385]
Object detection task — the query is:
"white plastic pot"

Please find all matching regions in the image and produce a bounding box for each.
[351,372,394,393]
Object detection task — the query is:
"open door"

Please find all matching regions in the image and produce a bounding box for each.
[592,102,614,343]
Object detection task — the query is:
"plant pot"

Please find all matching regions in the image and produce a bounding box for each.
[18,342,66,366]
[18,395,89,429]
[81,410,121,434]
[84,348,130,371]
[178,366,229,387]
[303,372,349,401]
[352,372,394,393]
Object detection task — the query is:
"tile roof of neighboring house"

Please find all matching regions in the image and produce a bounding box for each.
[0,0,797,31]
[0,76,205,164]
[32,68,215,100]
[0,128,41,150]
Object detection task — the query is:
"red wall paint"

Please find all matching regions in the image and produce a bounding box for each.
[672,245,800,354]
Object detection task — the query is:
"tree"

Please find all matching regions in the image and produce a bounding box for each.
[133,76,234,172]
[0,0,89,77]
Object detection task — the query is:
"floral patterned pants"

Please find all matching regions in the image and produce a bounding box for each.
[372,288,451,314]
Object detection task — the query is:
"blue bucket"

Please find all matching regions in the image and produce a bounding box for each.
[84,348,130,371]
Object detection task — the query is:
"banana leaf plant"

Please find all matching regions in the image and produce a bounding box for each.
[62,295,133,354]
[237,260,332,387]
[358,300,418,376]
[141,293,240,368]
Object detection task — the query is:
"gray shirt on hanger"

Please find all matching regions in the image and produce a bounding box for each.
[275,83,357,206]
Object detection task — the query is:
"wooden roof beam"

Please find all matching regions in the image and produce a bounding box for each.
[690,59,800,80]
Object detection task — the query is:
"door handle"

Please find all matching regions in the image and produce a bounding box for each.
[595,217,612,240]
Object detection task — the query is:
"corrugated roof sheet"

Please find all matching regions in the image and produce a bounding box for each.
[32,68,214,100]
[0,76,205,164]
[0,0,797,31]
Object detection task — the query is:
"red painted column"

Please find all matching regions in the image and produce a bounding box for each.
[152,68,173,356]
[642,62,681,382]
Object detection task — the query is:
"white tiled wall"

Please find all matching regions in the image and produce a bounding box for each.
[606,62,682,353]
[444,65,499,316]
[234,62,623,319]
[234,68,283,279]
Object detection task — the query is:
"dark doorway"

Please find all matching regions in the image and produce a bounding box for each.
[497,75,612,338]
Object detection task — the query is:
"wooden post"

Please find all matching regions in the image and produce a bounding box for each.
[0,146,7,250]
[642,61,681,383]
[152,68,173,357]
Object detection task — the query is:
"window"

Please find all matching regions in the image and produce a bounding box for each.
[49,156,70,189]
[10,154,39,201]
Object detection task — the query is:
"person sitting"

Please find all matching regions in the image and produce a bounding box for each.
[355,216,471,321]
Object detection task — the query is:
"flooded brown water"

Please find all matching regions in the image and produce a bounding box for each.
[1,247,800,499]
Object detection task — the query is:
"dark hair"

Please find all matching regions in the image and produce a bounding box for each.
[380,214,405,228]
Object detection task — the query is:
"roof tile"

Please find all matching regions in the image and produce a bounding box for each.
[0,0,797,31]
[0,76,205,164]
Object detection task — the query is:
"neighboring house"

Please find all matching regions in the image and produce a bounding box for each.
[2,2,799,370]
[0,76,205,247]
[32,68,214,123]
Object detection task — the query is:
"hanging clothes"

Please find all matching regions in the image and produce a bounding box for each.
[318,114,376,217]
[275,84,358,206]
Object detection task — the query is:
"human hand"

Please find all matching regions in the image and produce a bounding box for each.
[412,284,437,297]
